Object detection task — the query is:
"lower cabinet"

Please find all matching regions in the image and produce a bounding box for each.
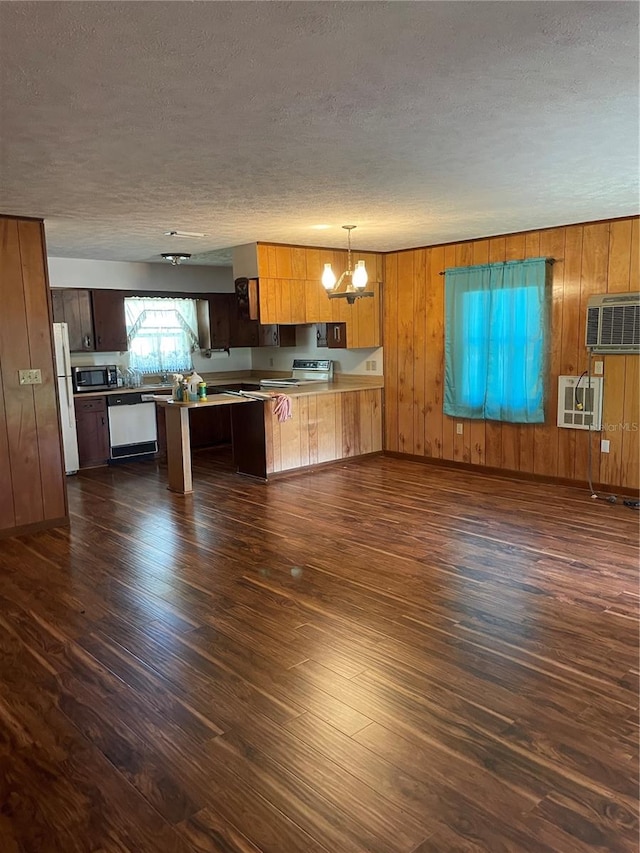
[155,404,232,456]
[74,396,110,467]
[189,406,232,449]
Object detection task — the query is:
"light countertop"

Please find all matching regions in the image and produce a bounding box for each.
[74,374,383,400]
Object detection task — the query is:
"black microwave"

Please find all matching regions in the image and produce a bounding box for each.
[72,365,119,393]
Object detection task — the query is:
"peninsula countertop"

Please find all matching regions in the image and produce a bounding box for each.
[73,374,383,400]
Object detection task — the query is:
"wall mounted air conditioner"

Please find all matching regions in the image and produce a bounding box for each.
[585,292,640,354]
[557,375,603,431]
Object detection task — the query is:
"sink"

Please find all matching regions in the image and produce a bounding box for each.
[140,384,172,391]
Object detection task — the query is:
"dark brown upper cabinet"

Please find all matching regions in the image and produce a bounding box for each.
[51,288,127,352]
[51,288,94,351]
[92,290,128,352]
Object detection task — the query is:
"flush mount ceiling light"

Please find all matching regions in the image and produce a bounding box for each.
[161,252,191,265]
[163,230,207,238]
[321,225,374,304]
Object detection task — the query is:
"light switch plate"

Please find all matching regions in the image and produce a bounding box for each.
[19,369,42,385]
[601,439,610,453]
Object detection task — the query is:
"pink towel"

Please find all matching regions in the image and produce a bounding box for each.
[272,393,292,423]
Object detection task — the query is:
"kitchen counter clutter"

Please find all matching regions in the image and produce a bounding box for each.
[153,375,383,494]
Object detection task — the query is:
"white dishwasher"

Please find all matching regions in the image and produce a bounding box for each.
[107,393,158,461]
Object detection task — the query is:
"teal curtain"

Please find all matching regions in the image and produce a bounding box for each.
[444,258,549,423]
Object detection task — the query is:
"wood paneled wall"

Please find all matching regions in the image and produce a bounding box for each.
[265,389,382,474]
[0,217,68,535]
[383,217,639,491]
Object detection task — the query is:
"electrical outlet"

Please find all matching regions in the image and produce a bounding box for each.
[365,360,371,371]
[456,423,463,435]
[269,358,274,367]
[594,361,604,375]
[371,360,377,371]
[601,439,610,453]
[18,369,42,385]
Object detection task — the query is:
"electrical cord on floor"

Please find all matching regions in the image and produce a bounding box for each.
[586,349,618,505]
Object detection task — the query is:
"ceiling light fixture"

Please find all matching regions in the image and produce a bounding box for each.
[321,225,373,304]
[163,230,206,238]
[161,252,191,265]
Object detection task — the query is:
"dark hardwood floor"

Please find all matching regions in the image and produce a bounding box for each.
[0,449,638,852]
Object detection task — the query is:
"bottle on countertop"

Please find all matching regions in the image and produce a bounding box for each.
[197,381,207,401]
[187,371,203,399]
[172,373,184,401]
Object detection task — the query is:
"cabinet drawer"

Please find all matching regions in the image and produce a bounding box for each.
[74,396,107,413]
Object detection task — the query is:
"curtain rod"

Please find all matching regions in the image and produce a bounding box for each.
[438,258,555,276]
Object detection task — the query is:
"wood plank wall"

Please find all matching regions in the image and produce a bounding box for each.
[383,217,639,491]
[264,390,382,474]
[0,217,68,535]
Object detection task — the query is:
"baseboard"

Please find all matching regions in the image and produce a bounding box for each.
[383,451,640,497]
[0,515,70,540]
[267,451,383,482]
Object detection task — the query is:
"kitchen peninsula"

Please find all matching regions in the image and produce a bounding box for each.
[155,378,383,494]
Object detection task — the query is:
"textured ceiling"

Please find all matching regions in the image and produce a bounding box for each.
[0,1,638,266]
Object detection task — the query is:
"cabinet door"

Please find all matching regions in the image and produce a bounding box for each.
[74,397,110,467]
[258,325,296,347]
[230,298,260,347]
[92,290,128,352]
[55,289,94,351]
[259,325,278,347]
[327,322,348,349]
[208,294,232,348]
[51,289,65,324]
[91,290,127,352]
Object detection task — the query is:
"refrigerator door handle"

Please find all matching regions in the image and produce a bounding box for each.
[61,324,72,379]
[64,375,75,430]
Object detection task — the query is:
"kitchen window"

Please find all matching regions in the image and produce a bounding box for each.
[125,297,199,374]
[444,258,549,423]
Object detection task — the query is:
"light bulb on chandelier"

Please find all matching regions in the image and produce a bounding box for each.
[321,226,373,303]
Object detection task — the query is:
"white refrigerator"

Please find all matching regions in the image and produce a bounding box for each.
[53,322,80,474]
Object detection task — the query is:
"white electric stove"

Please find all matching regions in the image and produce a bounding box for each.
[260,359,334,387]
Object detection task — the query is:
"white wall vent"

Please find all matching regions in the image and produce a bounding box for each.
[585,292,640,354]
[557,375,603,431]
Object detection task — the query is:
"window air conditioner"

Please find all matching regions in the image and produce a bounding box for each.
[585,292,640,354]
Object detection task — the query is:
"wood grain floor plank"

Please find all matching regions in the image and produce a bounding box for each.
[0,452,636,851]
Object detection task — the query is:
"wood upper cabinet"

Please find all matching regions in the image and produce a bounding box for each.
[208,293,232,348]
[208,293,260,349]
[258,324,296,348]
[51,288,128,352]
[92,290,128,352]
[254,243,382,347]
[51,288,94,351]
[74,396,110,468]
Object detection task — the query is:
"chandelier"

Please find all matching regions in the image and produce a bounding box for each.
[321,226,374,304]
[161,252,191,265]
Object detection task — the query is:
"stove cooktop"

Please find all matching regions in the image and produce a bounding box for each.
[260,358,333,388]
